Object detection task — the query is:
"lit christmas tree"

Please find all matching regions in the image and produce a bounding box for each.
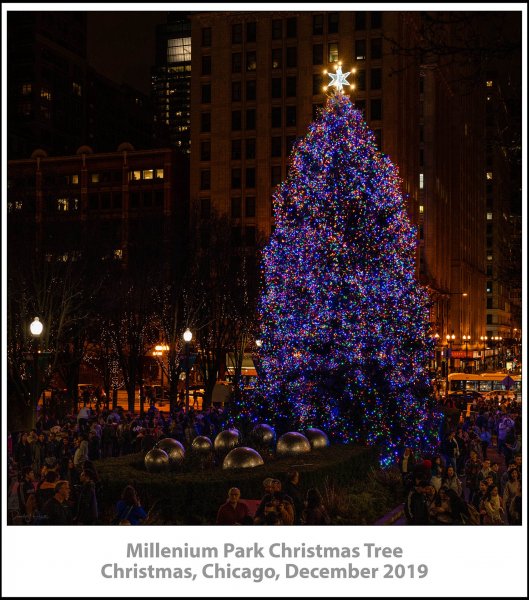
[253,65,440,466]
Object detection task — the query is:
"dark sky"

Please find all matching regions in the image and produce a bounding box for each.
[87,11,168,95]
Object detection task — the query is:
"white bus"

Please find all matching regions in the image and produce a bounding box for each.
[448,372,522,401]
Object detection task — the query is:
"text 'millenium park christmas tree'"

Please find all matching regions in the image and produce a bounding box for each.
[255,64,441,466]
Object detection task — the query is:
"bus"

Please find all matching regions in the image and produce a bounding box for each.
[448,372,522,402]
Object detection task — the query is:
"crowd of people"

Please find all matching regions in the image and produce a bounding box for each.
[7,401,227,525]
[402,396,522,526]
[214,473,330,526]
[6,391,522,526]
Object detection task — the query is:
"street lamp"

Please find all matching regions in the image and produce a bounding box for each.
[445,333,456,399]
[462,335,471,373]
[480,336,488,371]
[183,328,193,413]
[255,339,262,348]
[153,344,169,404]
[30,317,43,427]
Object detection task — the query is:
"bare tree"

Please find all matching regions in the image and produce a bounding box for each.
[7,255,92,430]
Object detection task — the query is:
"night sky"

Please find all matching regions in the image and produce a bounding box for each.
[87,11,168,95]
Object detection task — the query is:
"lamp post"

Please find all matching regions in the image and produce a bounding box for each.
[462,335,471,373]
[30,317,43,427]
[480,336,488,371]
[183,328,193,413]
[153,344,169,403]
[445,333,456,399]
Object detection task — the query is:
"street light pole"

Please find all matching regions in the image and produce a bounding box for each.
[480,336,488,371]
[462,335,471,373]
[445,333,456,400]
[30,317,43,428]
[183,328,193,413]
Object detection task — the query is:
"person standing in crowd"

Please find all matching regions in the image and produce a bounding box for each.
[42,480,73,525]
[441,430,460,473]
[430,455,444,492]
[74,469,99,525]
[442,465,463,497]
[73,436,89,470]
[502,468,521,525]
[482,484,505,525]
[477,459,493,486]
[399,447,416,485]
[404,480,430,525]
[114,485,146,525]
[284,470,304,524]
[215,487,249,525]
[15,432,33,469]
[301,488,331,525]
[77,402,91,434]
[464,450,482,504]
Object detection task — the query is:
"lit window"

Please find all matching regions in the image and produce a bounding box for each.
[486,80,493,87]
[328,43,339,63]
[419,205,424,214]
[114,249,123,260]
[143,169,154,180]
[130,170,141,181]
[419,173,424,189]
[72,174,79,184]
[167,37,191,62]
[90,174,100,183]
[486,212,493,220]
[155,168,164,179]
[486,172,493,180]
[41,88,52,101]
[22,83,32,95]
[487,255,493,261]
[57,198,69,211]
[73,82,82,96]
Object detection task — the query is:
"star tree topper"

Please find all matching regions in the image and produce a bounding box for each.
[327,64,350,93]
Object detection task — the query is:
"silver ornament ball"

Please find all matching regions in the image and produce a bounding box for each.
[251,423,276,447]
[222,447,264,470]
[214,429,240,452]
[276,432,312,456]
[157,438,186,468]
[191,435,213,453]
[144,447,170,473]
[304,428,330,449]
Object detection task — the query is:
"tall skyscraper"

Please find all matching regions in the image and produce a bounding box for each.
[188,10,488,360]
[151,12,193,153]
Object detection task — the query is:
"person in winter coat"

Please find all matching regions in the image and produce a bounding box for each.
[73,437,89,470]
[74,469,99,524]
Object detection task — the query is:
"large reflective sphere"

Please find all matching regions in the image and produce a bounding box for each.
[251,424,276,447]
[157,438,186,468]
[214,429,240,452]
[276,432,311,456]
[191,435,213,454]
[305,428,330,449]
[222,447,264,470]
[144,448,170,473]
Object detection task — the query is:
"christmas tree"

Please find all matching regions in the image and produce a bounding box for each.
[253,66,440,466]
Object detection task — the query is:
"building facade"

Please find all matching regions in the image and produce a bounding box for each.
[188,10,489,374]
[151,13,193,153]
[7,147,189,274]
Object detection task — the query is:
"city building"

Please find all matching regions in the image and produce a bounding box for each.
[151,12,193,153]
[187,10,489,374]
[7,146,189,274]
[8,11,156,159]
